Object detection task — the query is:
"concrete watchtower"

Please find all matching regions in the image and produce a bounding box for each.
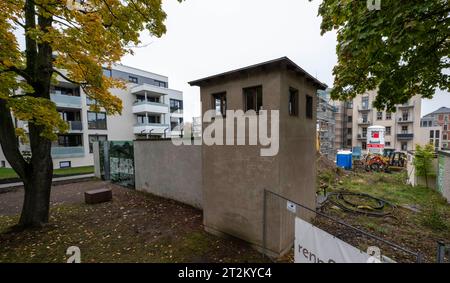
[189,57,327,257]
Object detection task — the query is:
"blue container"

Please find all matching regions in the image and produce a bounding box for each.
[336,151,353,170]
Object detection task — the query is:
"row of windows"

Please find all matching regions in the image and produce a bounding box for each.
[56,134,108,154]
[102,68,168,88]
[376,112,392,121]
[212,86,313,119]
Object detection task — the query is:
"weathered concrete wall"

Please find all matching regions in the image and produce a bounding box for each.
[199,66,318,257]
[134,140,202,209]
[437,151,450,203]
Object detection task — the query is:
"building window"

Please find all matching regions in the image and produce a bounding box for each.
[88,135,107,153]
[347,139,352,147]
[377,112,383,120]
[347,115,353,123]
[346,101,353,109]
[102,68,112,78]
[430,130,435,139]
[444,134,448,141]
[402,111,409,121]
[57,134,83,147]
[386,127,391,136]
[362,142,367,150]
[59,161,71,169]
[86,97,97,106]
[137,115,146,124]
[155,80,167,88]
[362,127,367,138]
[87,111,107,130]
[386,112,392,120]
[386,142,391,147]
[401,142,408,151]
[170,99,183,112]
[361,96,369,110]
[212,92,227,116]
[347,128,352,135]
[306,95,313,119]
[171,118,183,130]
[148,115,161,124]
[243,86,263,113]
[401,125,408,134]
[444,125,448,131]
[50,86,80,97]
[289,88,299,116]
[129,76,138,83]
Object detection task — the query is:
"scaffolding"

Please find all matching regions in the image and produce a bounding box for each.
[317,89,337,160]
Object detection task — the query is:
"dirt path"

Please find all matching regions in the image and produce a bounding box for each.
[0,180,112,216]
[0,180,267,263]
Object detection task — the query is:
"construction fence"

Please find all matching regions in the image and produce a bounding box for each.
[262,190,424,263]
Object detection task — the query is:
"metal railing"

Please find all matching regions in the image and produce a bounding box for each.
[262,190,423,263]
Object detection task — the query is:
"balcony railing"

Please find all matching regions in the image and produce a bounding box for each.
[132,101,169,114]
[358,120,371,125]
[358,106,371,112]
[397,133,414,140]
[398,117,414,123]
[51,146,85,158]
[66,121,83,131]
[51,93,82,108]
[133,123,170,135]
[398,102,415,109]
[170,108,184,115]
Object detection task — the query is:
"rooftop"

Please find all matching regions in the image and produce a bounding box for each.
[424,107,450,117]
[188,57,327,90]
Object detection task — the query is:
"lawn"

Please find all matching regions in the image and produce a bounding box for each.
[0,166,94,180]
[315,170,450,263]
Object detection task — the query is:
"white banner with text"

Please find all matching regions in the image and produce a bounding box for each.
[294,217,374,263]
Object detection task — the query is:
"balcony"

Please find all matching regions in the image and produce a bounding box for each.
[358,120,372,126]
[131,83,182,97]
[397,117,414,124]
[133,123,171,135]
[51,94,82,109]
[170,108,184,118]
[358,106,371,112]
[51,146,85,158]
[398,102,415,109]
[66,121,83,132]
[357,134,367,140]
[397,133,414,141]
[132,101,169,115]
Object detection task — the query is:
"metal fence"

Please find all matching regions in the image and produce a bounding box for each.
[437,242,450,263]
[262,190,423,263]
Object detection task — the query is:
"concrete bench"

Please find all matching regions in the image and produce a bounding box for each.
[84,188,112,204]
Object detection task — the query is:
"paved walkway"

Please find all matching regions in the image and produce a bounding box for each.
[0,174,95,190]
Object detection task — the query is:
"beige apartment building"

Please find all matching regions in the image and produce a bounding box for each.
[0,64,184,169]
[351,90,421,153]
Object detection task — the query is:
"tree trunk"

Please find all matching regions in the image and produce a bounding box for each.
[18,139,53,227]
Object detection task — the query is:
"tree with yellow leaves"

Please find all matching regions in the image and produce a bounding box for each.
[0,0,177,228]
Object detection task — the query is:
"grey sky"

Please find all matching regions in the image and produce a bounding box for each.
[120,0,449,120]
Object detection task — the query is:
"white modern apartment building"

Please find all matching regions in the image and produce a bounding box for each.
[351,90,421,153]
[0,64,184,169]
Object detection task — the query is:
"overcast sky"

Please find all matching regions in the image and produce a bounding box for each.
[16,0,449,119]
